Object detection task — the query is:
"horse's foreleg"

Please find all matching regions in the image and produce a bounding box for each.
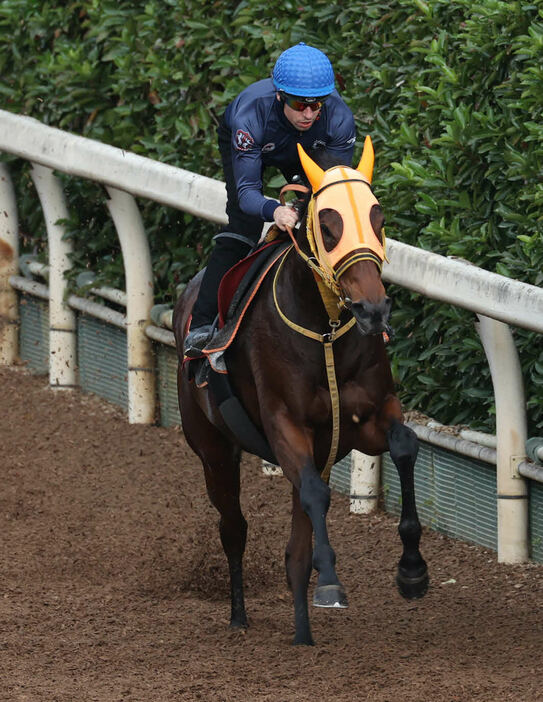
[285,485,314,645]
[271,420,346,644]
[387,418,429,599]
[299,463,348,610]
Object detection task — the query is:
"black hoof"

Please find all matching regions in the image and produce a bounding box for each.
[229,618,248,630]
[396,569,429,600]
[293,636,315,646]
[313,583,348,609]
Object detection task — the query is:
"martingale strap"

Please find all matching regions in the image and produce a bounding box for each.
[275,175,383,481]
[272,247,356,482]
[272,247,355,342]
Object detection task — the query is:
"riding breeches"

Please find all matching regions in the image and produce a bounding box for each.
[190,235,254,327]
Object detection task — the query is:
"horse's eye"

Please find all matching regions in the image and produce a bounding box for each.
[322,223,334,244]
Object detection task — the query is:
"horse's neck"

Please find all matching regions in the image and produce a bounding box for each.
[280,225,385,373]
[273,250,384,388]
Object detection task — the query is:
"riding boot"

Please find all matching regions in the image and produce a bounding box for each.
[184,234,253,357]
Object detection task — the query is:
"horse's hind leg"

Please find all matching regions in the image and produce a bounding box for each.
[285,486,314,645]
[387,418,429,599]
[180,382,248,628]
[202,453,248,628]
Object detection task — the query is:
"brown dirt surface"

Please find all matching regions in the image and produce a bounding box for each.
[1,365,541,702]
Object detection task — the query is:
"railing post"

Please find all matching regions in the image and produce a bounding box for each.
[476,315,529,563]
[30,164,78,388]
[0,164,19,365]
[350,451,380,514]
[105,186,156,424]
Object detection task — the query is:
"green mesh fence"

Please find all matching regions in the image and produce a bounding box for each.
[329,455,352,496]
[530,481,543,563]
[383,443,498,551]
[156,344,181,428]
[17,295,543,562]
[19,293,48,374]
[77,314,128,409]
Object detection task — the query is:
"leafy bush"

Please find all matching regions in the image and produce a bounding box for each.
[1,0,542,432]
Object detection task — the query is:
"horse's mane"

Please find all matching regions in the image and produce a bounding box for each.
[311,147,346,171]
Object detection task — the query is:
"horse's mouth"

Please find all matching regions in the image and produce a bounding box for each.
[351,297,392,336]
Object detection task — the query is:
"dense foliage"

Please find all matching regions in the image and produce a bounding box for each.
[1,0,542,432]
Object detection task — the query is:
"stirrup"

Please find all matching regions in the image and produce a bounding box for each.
[184,323,215,358]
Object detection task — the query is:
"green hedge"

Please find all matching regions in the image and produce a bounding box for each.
[1,0,542,432]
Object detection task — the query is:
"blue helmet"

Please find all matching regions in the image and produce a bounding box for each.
[272,43,335,98]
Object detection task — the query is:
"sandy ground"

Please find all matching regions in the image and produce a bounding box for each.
[0,365,541,701]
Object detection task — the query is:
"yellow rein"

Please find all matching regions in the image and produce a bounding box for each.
[270,177,388,480]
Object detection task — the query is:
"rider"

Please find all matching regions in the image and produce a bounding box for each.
[184,42,357,357]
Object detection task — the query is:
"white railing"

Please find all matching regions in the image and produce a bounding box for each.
[1,108,542,563]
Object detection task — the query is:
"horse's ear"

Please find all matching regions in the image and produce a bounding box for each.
[356,135,374,184]
[297,143,325,192]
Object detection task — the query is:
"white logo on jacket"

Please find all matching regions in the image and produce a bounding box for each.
[235,129,255,151]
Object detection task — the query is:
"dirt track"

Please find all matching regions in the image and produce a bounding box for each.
[1,365,541,701]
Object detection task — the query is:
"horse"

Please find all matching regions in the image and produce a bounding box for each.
[172,136,428,646]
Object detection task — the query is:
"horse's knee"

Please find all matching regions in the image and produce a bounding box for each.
[387,419,418,471]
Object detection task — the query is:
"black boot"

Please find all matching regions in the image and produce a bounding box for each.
[184,234,253,357]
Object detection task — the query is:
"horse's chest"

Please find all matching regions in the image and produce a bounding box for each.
[307,381,375,426]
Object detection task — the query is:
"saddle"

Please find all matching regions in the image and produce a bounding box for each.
[204,238,291,373]
[186,238,292,464]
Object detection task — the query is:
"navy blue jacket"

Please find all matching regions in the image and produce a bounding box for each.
[223,78,356,221]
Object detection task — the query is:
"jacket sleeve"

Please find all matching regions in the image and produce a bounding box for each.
[230,128,279,221]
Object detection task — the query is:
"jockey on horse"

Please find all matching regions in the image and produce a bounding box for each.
[175,45,429,645]
[184,42,357,357]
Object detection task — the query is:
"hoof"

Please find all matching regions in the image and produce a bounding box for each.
[313,583,348,609]
[396,569,429,600]
[229,617,248,630]
[293,636,315,646]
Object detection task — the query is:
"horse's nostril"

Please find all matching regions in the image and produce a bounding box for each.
[351,298,391,335]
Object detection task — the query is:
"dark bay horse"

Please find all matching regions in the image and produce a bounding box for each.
[173,137,428,645]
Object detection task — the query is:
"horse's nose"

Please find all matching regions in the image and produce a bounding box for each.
[351,297,392,336]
